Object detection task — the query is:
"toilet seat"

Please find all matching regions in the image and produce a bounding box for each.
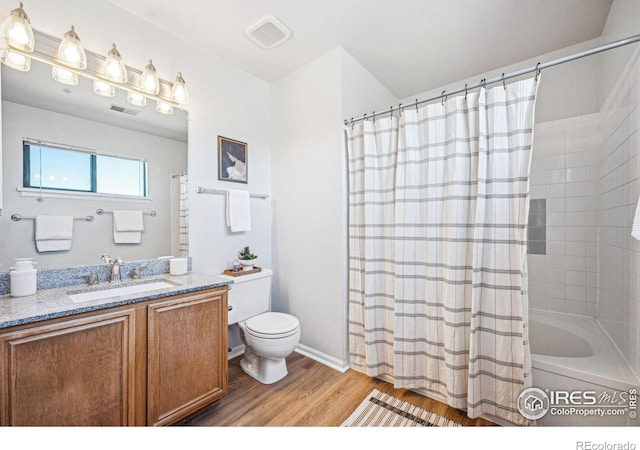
[245,312,299,339]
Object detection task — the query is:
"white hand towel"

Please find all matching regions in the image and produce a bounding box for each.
[226,189,252,232]
[35,215,73,252]
[632,198,640,240]
[113,210,144,244]
[113,210,144,231]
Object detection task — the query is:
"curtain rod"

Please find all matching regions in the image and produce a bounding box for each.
[345,33,640,125]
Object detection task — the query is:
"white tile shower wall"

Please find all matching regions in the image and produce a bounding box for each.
[528,114,600,318]
[596,45,640,378]
[529,45,640,378]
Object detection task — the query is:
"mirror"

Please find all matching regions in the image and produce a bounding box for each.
[0,60,188,272]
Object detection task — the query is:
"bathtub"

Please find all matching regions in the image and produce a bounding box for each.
[529,309,639,426]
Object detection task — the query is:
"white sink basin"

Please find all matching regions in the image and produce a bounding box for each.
[68,281,178,303]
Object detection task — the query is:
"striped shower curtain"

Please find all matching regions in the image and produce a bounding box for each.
[178,173,189,256]
[347,77,539,425]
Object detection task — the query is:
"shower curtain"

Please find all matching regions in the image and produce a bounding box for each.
[178,173,189,256]
[347,77,539,425]
[171,173,189,256]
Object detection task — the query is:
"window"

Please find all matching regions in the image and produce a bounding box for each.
[23,141,147,197]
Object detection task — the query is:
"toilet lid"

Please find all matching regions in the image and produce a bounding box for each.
[245,312,299,336]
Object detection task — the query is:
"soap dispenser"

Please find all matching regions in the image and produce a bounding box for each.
[10,258,38,297]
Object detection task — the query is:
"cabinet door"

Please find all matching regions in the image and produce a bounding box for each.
[0,309,136,426]
[147,290,228,426]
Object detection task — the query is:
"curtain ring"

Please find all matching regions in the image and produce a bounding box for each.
[441,91,446,105]
[502,73,506,90]
[464,83,468,100]
[372,111,375,122]
[535,62,541,81]
[389,106,393,120]
[398,103,403,115]
[415,99,419,112]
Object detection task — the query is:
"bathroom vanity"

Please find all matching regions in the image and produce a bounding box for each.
[0,273,230,426]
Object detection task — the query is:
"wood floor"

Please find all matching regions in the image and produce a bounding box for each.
[180,352,496,427]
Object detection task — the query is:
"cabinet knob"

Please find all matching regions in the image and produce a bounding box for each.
[227,305,233,311]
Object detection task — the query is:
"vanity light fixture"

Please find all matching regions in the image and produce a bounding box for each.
[0,2,34,52]
[102,43,127,83]
[51,66,78,85]
[0,3,189,114]
[127,91,147,107]
[55,25,86,68]
[93,79,115,97]
[1,47,29,71]
[0,2,34,71]
[139,59,159,95]
[171,72,189,105]
[156,100,173,115]
[52,25,85,85]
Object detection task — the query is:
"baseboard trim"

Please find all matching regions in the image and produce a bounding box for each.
[295,344,350,373]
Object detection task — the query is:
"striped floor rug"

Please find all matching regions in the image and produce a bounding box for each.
[341,389,462,427]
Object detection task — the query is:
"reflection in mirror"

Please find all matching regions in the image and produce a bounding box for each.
[0,60,188,272]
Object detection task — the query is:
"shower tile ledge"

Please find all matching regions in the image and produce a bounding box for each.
[0,273,232,330]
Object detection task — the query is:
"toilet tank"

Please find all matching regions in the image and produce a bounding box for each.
[221,268,273,325]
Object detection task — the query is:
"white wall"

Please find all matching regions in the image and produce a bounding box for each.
[0,101,185,271]
[270,48,397,367]
[528,114,601,317]
[400,39,602,124]
[596,44,640,378]
[0,0,272,276]
[598,0,640,107]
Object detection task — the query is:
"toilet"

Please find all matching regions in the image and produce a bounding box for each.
[221,268,300,384]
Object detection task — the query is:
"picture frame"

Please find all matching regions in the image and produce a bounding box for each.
[218,136,248,183]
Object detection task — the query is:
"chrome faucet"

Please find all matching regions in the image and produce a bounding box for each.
[101,254,124,283]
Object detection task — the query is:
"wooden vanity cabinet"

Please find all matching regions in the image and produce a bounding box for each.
[0,309,136,426]
[147,290,228,426]
[0,287,228,426]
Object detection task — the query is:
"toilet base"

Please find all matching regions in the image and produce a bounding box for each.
[240,353,288,385]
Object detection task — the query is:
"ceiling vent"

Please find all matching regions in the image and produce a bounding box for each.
[110,104,139,116]
[245,16,291,49]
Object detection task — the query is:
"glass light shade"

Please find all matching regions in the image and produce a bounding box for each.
[103,43,127,83]
[171,72,189,105]
[93,80,115,97]
[139,59,159,95]
[56,26,86,69]
[0,3,35,52]
[156,100,173,115]
[51,66,78,85]
[127,91,146,106]
[1,48,30,71]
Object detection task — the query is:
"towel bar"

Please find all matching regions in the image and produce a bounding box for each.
[196,186,269,199]
[96,209,157,217]
[11,214,94,222]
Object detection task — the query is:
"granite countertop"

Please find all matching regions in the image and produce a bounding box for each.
[0,272,232,329]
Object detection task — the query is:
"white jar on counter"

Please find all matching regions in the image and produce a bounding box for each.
[169,257,188,276]
[10,258,38,297]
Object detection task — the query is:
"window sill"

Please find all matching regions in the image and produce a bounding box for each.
[16,187,153,202]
